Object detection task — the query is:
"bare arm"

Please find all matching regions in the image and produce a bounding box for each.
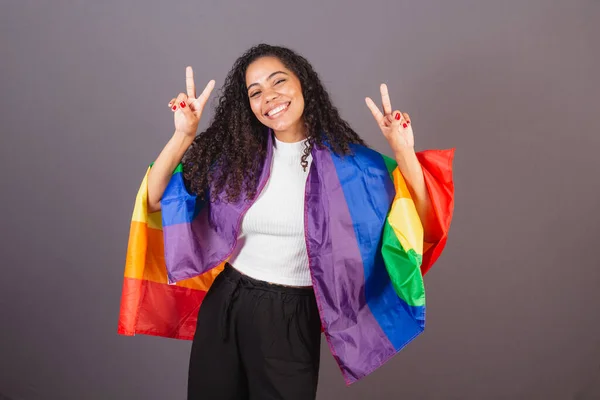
[147,131,195,213]
[146,66,215,213]
[365,84,441,243]
[394,148,441,243]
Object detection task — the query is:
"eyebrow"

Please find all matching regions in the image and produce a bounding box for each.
[247,71,289,92]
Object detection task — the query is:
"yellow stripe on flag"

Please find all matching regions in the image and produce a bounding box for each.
[388,168,423,255]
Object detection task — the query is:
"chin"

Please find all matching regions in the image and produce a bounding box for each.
[260,115,300,132]
[265,119,294,131]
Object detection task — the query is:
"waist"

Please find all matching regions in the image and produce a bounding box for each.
[223,262,313,293]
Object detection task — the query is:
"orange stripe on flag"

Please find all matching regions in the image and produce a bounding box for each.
[124,220,225,290]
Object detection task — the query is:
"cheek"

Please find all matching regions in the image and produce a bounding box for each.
[294,99,305,117]
[293,91,305,114]
[250,100,263,119]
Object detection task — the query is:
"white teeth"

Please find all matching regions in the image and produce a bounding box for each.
[267,103,289,117]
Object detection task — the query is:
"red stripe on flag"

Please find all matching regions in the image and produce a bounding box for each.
[118,277,206,340]
[416,148,455,275]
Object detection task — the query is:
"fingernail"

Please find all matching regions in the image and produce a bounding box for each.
[180,101,186,108]
[403,123,408,128]
[395,113,401,120]
[172,105,177,111]
[407,120,411,124]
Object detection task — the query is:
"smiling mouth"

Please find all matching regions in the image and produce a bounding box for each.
[265,102,291,118]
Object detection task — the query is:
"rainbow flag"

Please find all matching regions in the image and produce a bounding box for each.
[117,163,225,339]
[118,132,454,384]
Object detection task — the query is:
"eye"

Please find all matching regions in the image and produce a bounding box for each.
[250,91,261,98]
[275,79,286,85]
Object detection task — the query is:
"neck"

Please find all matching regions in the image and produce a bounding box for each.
[273,122,308,143]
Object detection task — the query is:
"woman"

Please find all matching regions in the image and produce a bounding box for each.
[118,44,454,400]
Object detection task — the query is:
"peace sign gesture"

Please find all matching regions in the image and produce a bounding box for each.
[168,66,215,138]
[365,84,414,154]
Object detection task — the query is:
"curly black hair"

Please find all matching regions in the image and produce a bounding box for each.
[182,43,368,203]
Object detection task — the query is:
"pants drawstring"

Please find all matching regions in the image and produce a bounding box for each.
[221,278,241,341]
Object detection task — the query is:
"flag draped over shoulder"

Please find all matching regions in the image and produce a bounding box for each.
[117,164,225,340]
[117,146,455,382]
[382,149,455,280]
[313,146,454,383]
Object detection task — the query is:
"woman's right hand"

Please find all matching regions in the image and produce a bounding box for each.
[168,66,215,138]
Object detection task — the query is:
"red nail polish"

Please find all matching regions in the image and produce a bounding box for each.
[407,120,411,124]
[403,123,408,128]
[180,101,186,108]
[172,105,177,111]
[395,113,401,120]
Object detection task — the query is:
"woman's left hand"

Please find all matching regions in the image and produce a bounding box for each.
[365,84,414,155]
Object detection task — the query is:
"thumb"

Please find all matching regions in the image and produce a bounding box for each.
[178,98,196,120]
[391,110,405,128]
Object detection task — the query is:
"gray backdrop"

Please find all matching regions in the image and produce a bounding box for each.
[1,0,599,399]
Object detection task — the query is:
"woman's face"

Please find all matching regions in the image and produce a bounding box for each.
[245,56,305,136]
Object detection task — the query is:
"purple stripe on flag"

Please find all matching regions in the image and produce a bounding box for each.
[306,146,396,384]
[162,130,274,284]
[163,205,231,283]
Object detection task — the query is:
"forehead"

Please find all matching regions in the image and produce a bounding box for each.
[245,56,289,84]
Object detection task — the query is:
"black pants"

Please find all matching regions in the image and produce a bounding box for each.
[187,263,322,400]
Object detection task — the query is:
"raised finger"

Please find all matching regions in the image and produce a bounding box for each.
[192,80,215,111]
[380,84,392,116]
[365,97,384,125]
[186,66,196,98]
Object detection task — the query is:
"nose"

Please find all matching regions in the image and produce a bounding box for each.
[264,88,279,103]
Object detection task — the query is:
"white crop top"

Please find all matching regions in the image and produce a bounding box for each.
[227,135,313,286]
